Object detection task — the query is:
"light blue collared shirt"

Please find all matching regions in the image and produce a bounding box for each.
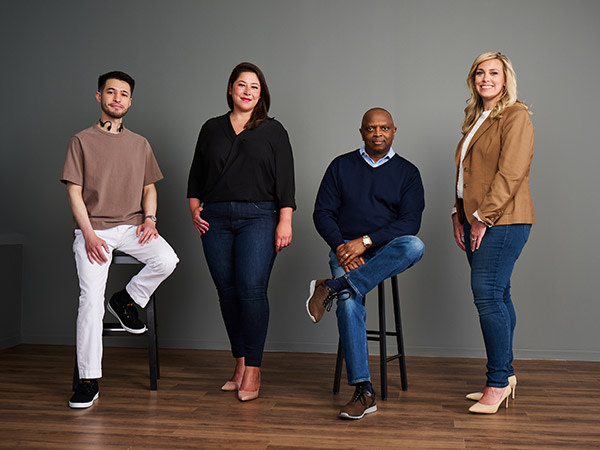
[359,146,396,168]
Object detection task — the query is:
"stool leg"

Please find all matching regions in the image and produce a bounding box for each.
[378,282,388,400]
[153,295,160,380]
[391,275,408,391]
[73,353,79,391]
[333,339,344,395]
[146,294,158,391]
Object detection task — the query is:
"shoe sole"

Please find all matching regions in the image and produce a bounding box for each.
[69,392,99,409]
[305,280,318,323]
[107,303,147,334]
[339,404,377,419]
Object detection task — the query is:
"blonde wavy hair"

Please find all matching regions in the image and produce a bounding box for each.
[462,51,530,134]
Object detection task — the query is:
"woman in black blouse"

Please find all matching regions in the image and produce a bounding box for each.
[187,62,295,401]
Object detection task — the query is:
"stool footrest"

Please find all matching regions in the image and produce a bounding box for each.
[332,275,407,400]
[366,330,399,337]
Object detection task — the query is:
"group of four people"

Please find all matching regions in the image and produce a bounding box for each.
[62,51,534,420]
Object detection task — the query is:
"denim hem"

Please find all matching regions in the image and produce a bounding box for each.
[486,382,510,388]
[348,376,371,386]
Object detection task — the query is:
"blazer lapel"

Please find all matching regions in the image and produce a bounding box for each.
[463,116,494,158]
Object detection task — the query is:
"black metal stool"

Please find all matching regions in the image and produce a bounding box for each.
[73,250,160,391]
[333,274,407,400]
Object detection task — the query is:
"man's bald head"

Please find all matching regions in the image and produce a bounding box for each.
[359,108,397,161]
[361,107,394,129]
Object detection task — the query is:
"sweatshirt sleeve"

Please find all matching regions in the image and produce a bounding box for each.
[313,160,345,250]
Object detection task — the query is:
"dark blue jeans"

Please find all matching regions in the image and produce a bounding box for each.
[201,201,278,367]
[464,222,531,388]
[331,236,425,385]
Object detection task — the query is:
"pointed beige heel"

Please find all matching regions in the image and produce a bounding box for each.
[238,387,260,401]
[221,380,241,391]
[238,370,260,402]
[468,385,511,414]
[466,375,517,401]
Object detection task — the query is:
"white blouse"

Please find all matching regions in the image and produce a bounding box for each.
[457,110,491,199]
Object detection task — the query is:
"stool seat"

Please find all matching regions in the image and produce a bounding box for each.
[73,250,160,391]
[333,275,407,400]
[112,251,143,265]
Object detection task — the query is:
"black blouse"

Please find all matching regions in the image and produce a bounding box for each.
[187,113,296,209]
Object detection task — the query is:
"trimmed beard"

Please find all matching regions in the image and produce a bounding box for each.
[101,102,129,119]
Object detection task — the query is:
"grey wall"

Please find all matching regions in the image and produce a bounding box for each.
[2,0,599,360]
[0,240,23,348]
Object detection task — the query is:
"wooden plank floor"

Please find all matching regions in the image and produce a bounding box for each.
[1,345,599,449]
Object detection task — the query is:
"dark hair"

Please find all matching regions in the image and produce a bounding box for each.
[98,71,135,95]
[226,62,270,129]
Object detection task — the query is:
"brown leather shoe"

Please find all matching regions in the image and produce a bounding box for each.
[339,385,377,419]
[305,279,337,323]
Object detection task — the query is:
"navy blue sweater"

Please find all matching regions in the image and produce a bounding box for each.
[313,150,425,250]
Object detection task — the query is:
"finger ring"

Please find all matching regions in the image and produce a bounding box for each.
[345,253,349,257]
[471,238,477,241]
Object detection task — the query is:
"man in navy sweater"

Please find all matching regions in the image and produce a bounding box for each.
[307,108,425,419]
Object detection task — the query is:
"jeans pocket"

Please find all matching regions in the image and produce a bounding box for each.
[251,201,277,213]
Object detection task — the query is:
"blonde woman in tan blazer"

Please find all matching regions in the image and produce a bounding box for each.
[451,52,535,414]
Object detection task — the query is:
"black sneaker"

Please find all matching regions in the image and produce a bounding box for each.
[339,385,377,419]
[69,379,99,409]
[107,289,147,334]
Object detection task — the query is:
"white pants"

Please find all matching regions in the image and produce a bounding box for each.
[73,225,179,379]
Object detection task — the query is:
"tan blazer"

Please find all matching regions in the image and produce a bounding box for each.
[454,104,535,226]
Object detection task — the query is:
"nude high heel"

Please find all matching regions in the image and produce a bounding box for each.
[238,386,260,402]
[221,380,241,391]
[222,358,245,392]
[466,375,517,401]
[468,385,511,414]
[238,372,260,402]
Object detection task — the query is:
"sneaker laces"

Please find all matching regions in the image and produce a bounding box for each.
[351,386,371,406]
[323,289,351,312]
[323,292,335,312]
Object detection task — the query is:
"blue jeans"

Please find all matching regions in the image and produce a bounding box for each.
[331,236,425,385]
[464,222,531,388]
[201,201,278,367]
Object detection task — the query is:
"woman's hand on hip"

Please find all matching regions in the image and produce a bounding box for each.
[452,213,466,251]
[469,219,487,252]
